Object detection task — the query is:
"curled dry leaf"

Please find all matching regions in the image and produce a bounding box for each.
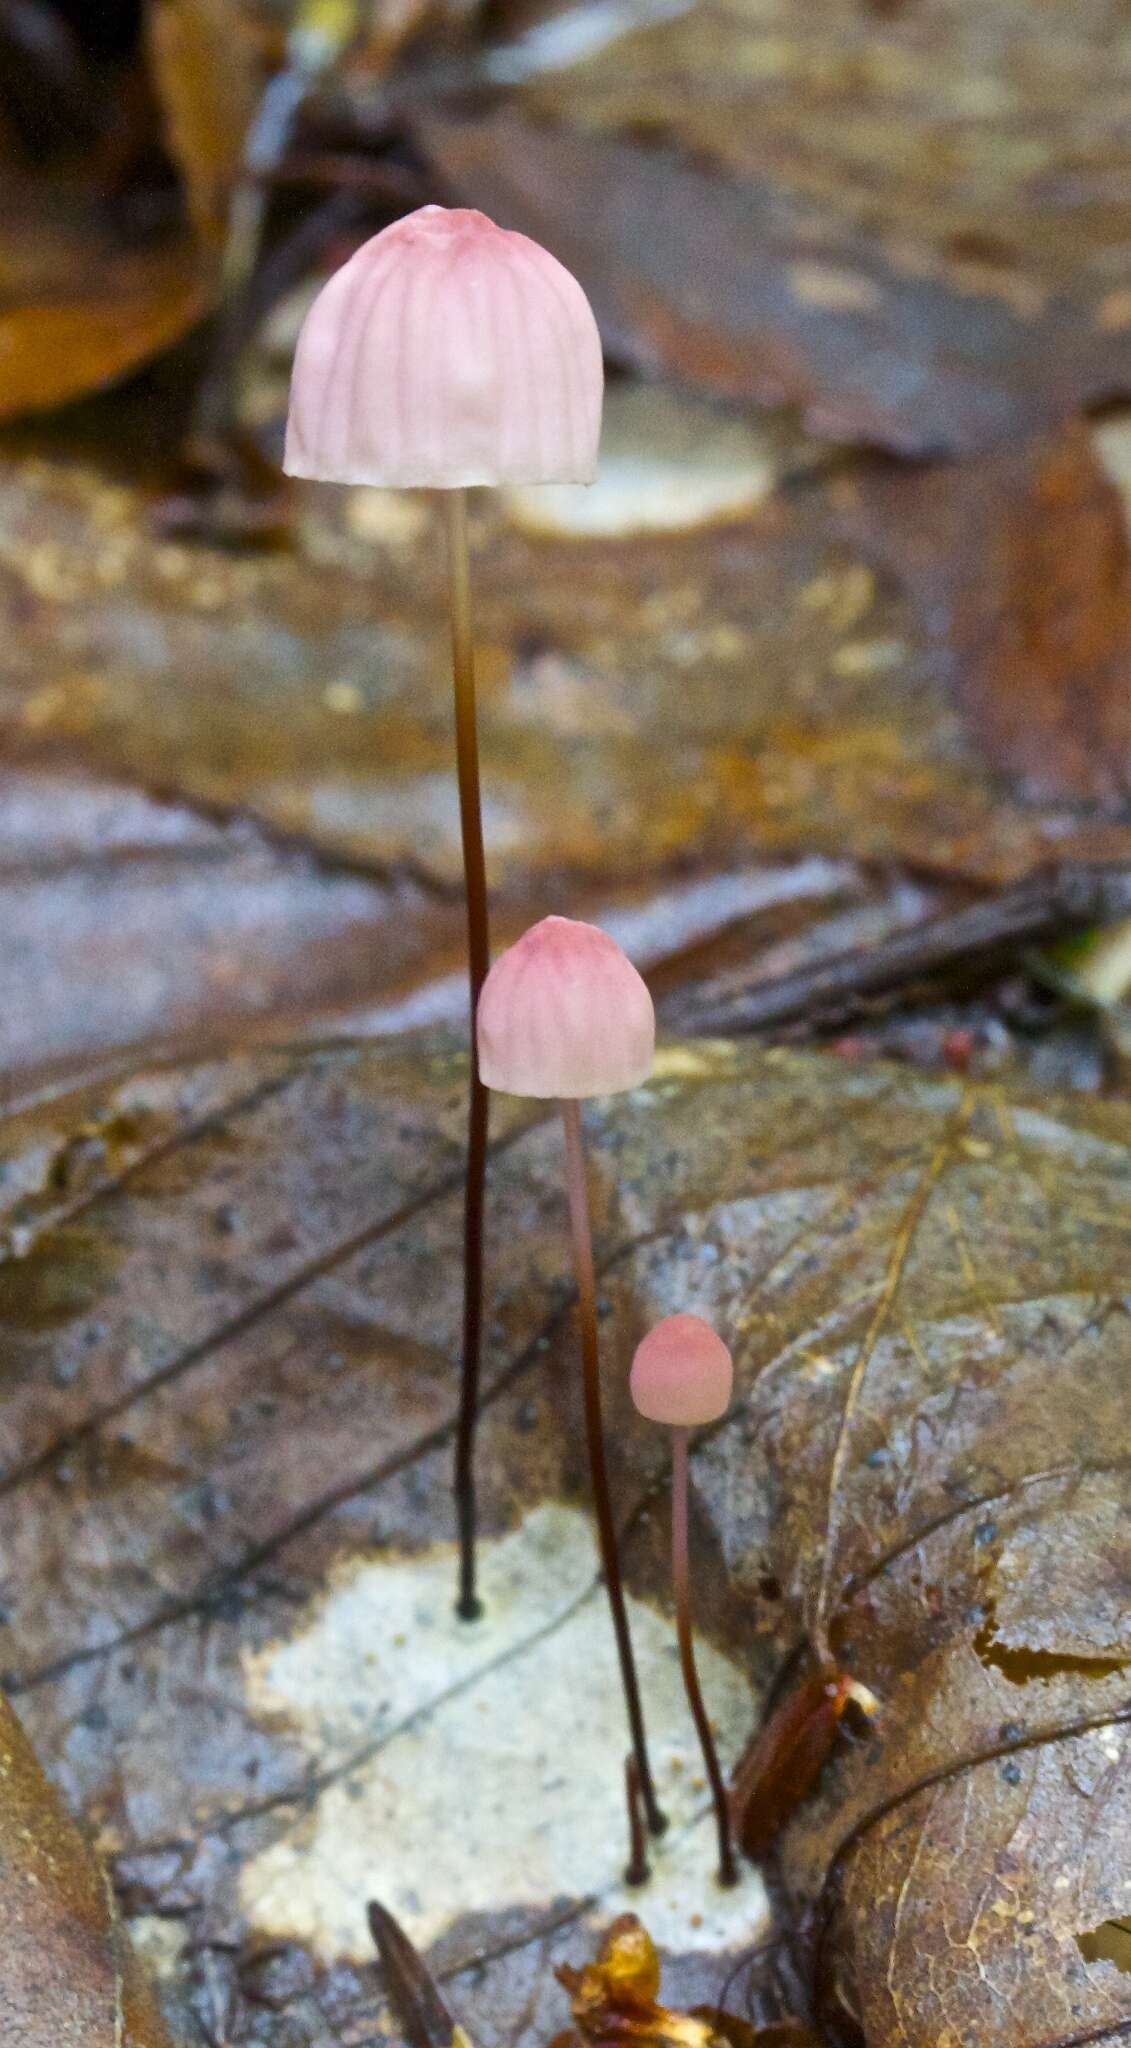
[556,1913,748,2048]
[0,0,258,423]
[729,1668,876,1864]
[0,167,207,422]
[0,1686,171,2046]
[0,1036,1129,2042]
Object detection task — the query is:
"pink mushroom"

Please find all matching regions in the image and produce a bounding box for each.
[286,208,604,1621]
[478,916,665,1837]
[285,207,602,488]
[631,1315,738,1886]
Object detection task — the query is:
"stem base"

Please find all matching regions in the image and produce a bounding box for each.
[561,1098,666,1838]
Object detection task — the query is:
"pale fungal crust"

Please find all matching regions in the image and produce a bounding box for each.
[285,206,604,489]
[239,1505,767,1962]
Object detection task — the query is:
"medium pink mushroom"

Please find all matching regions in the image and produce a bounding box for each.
[286,208,603,1621]
[478,916,664,1837]
[631,1314,738,1886]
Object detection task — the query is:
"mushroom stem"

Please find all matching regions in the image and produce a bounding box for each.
[623,1755,651,1886]
[446,488,490,1624]
[560,1098,666,1836]
[670,1426,738,1886]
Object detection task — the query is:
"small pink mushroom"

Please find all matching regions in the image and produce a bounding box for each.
[630,1313,733,1428]
[477,916,654,1100]
[285,207,602,489]
[477,918,665,1838]
[631,1315,738,1886]
[286,211,604,1621]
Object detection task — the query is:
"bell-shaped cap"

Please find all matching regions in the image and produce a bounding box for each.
[477,916,654,1100]
[285,205,603,489]
[630,1314,733,1427]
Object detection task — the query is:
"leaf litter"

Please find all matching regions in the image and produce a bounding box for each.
[0,1032,1128,2042]
[4,5,1131,2033]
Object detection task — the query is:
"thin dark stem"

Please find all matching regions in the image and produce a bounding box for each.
[560,1098,666,1837]
[670,1427,738,1886]
[623,1756,651,1886]
[447,489,491,1623]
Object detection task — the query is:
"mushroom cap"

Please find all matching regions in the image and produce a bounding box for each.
[285,205,604,488]
[477,916,654,1100]
[630,1314,733,1427]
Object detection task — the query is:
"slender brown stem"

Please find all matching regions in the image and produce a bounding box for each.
[447,489,490,1623]
[623,1756,651,1886]
[670,1426,738,1885]
[560,1099,666,1836]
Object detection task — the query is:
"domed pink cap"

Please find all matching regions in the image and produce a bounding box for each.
[477,916,654,1100]
[630,1315,733,1427]
[285,205,604,488]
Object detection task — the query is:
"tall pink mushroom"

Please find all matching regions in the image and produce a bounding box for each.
[631,1315,738,1885]
[478,916,665,1835]
[286,208,603,1620]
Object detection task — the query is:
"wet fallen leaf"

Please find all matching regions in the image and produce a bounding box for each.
[838,423,1131,806]
[0,1033,1129,2043]
[0,760,460,1084]
[7,400,1131,1073]
[422,0,1131,455]
[0,1685,172,2045]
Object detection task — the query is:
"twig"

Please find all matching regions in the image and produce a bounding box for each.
[669,862,1131,1038]
[262,150,429,202]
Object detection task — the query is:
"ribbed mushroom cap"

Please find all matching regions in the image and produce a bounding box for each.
[477,916,654,1100]
[285,205,604,488]
[630,1314,733,1427]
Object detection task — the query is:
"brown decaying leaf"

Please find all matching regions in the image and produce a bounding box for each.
[729,1668,875,1864]
[838,425,1131,807]
[0,1035,1129,2043]
[423,0,1131,456]
[421,111,1115,461]
[0,170,207,423]
[0,760,459,1083]
[0,0,258,424]
[0,1685,171,2046]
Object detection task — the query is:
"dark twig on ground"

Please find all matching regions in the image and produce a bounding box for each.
[667,862,1131,1038]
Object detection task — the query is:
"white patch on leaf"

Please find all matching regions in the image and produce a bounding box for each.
[502,386,777,538]
[240,1505,767,1962]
